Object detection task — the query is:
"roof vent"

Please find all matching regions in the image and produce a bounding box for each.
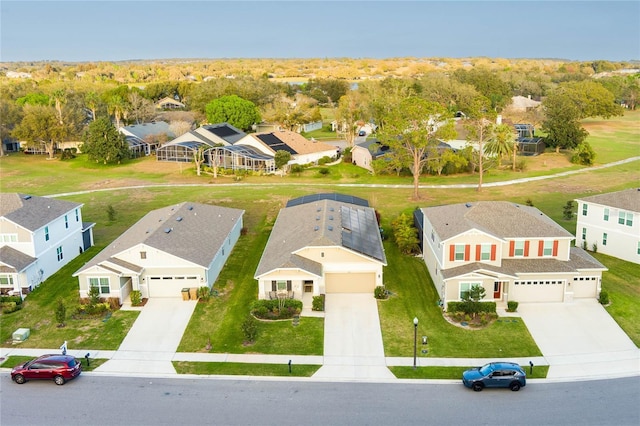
[316,216,320,221]
[329,207,334,212]
[329,215,333,220]
[314,226,319,231]
[176,216,183,222]
[465,203,472,208]
[188,206,194,210]
[316,208,321,212]
[164,228,172,233]
[22,195,32,200]
[328,225,333,231]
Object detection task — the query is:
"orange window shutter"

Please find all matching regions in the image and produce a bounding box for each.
[538,240,544,256]
[475,244,481,261]
[449,245,455,261]
[491,244,496,261]
[553,240,559,256]
[464,244,470,261]
[524,241,530,256]
[509,241,515,257]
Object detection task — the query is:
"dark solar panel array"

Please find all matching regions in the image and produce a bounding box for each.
[257,133,297,155]
[286,193,369,207]
[204,125,239,138]
[341,206,384,261]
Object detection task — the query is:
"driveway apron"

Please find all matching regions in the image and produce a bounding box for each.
[96,298,197,375]
[313,294,395,380]
[518,300,639,379]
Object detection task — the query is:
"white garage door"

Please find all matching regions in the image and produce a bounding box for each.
[572,276,598,298]
[510,279,564,303]
[325,272,376,293]
[148,276,199,298]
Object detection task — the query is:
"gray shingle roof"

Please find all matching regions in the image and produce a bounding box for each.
[0,193,81,231]
[0,246,37,272]
[255,199,386,277]
[422,201,574,241]
[74,202,244,275]
[577,188,640,213]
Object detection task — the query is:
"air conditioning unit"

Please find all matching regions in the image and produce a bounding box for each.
[12,328,30,342]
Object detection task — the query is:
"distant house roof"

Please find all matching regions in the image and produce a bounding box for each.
[423,201,574,242]
[0,193,82,231]
[252,130,336,155]
[286,193,369,207]
[162,123,247,148]
[120,121,175,140]
[510,95,541,111]
[74,202,244,275]
[577,188,640,213]
[355,139,390,159]
[156,97,185,109]
[255,198,386,277]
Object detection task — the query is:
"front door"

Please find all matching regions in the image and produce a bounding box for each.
[304,280,313,293]
[493,282,501,299]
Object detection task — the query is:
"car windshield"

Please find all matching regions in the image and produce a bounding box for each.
[66,358,77,367]
[479,364,494,375]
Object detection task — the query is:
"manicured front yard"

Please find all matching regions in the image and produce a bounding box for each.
[173,361,320,377]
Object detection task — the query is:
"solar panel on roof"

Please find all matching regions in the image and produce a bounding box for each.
[340,206,384,262]
[257,133,297,155]
[286,193,369,207]
[205,125,239,138]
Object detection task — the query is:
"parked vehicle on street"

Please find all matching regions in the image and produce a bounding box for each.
[11,354,82,385]
[462,362,526,391]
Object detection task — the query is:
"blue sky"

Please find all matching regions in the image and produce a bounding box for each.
[1,1,638,62]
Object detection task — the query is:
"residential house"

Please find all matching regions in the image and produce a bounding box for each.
[236,130,337,166]
[156,123,246,162]
[351,139,390,172]
[254,194,386,305]
[417,201,606,310]
[507,95,541,113]
[155,97,185,110]
[120,121,176,155]
[575,188,640,264]
[0,193,94,296]
[73,202,244,304]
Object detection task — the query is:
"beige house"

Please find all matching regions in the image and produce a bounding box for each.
[73,202,244,304]
[418,201,606,310]
[254,194,386,304]
[236,130,338,166]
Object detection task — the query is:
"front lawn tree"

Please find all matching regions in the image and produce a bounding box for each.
[380,97,455,199]
[461,284,486,319]
[205,95,260,131]
[83,117,130,164]
[274,150,291,173]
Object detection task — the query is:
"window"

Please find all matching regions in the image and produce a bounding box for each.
[459,283,470,299]
[140,251,147,259]
[455,244,465,261]
[56,246,63,261]
[543,240,554,256]
[0,275,15,286]
[582,227,587,241]
[637,242,640,255]
[45,226,49,241]
[222,248,225,256]
[0,234,18,243]
[514,241,525,257]
[64,215,69,229]
[89,277,110,294]
[277,281,287,291]
[603,208,609,221]
[625,212,633,226]
[430,230,435,242]
[618,211,632,226]
[75,208,79,222]
[582,204,588,216]
[602,233,607,246]
[480,244,491,261]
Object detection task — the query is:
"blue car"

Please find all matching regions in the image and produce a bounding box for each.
[462,362,526,391]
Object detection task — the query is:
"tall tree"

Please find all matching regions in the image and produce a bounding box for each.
[128,91,155,124]
[335,90,368,147]
[107,95,128,128]
[12,105,62,159]
[464,96,497,192]
[82,117,130,164]
[205,95,260,131]
[485,123,516,168]
[379,97,456,200]
[0,98,23,156]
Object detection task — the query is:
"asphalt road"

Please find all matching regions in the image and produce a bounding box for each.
[1,374,638,426]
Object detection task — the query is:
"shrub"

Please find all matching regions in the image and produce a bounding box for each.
[374,286,388,299]
[312,294,325,311]
[318,156,333,165]
[507,301,519,312]
[2,301,22,314]
[598,290,609,305]
[0,295,23,306]
[571,141,596,166]
[107,297,121,310]
[591,242,598,253]
[106,205,116,222]
[563,200,575,220]
[251,299,303,319]
[241,315,258,343]
[55,299,66,327]
[318,168,330,175]
[197,286,211,301]
[290,164,305,174]
[89,285,101,306]
[130,290,142,306]
[447,301,497,314]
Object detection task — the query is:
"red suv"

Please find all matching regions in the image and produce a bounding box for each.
[11,354,82,385]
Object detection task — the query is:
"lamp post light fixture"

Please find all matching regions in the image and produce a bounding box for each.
[413,317,419,369]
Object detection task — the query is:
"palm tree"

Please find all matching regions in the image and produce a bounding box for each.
[107,95,127,128]
[485,124,516,168]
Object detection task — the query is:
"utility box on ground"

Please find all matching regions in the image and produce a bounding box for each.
[12,328,30,342]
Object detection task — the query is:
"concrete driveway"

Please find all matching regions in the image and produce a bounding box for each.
[96,298,197,375]
[313,294,394,380]
[518,300,639,379]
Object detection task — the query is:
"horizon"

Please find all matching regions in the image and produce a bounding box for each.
[1,1,639,63]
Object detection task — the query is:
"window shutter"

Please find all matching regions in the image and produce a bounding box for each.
[491,244,496,261]
[524,241,530,256]
[287,280,292,291]
[464,245,470,261]
[271,281,276,291]
[449,245,455,261]
[509,241,515,257]
[553,240,559,256]
[475,245,481,261]
[538,241,544,257]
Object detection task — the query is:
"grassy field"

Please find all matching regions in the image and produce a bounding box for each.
[173,361,320,377]
[1,111,638,357]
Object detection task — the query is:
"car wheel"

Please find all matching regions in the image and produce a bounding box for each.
[13,374,25,384]
[510,382,521,391]
[54,375,66,386]
[472,382,484,392]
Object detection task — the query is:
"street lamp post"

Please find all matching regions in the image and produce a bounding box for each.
[413,317,419,369]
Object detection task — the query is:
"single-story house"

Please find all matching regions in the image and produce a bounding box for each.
[576,188,640,264]
[417,201,607,310]
[254,194,386,304]
[236,130,337,166]
[73,202,244,303]
[351,139,390,172]
[156,97,185,110]
[120,121,176,155]
[156,123,246,162]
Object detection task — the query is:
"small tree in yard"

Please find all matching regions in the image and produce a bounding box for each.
[563,200,575,220]
[391,213,419,254]
[55,298,66,327]
[241,315,258,344]
[461,284,486,319]
[274,150,291,173]
[89,285,101,307]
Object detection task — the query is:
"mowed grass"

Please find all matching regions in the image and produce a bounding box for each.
[379,241,542,358]
[390,365,549,380]
[593,253,640,347]
[173,361,320,377]
[0,355,108,372]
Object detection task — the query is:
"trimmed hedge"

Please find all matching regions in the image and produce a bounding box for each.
[312,294,325,311]
[251,299,303,320]
[447,301,497,314]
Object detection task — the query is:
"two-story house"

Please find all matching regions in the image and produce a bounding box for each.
[575,188,640,264]
[417,201,606,310]
[0,193,94,296]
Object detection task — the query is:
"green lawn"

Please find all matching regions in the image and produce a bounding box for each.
[1,355,108,372]
[173,361,320,377]
[390,365,549,380]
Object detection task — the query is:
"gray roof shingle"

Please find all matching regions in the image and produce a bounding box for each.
[0,193,81,231]
[577,188,640,212]
[0,246,37,272]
